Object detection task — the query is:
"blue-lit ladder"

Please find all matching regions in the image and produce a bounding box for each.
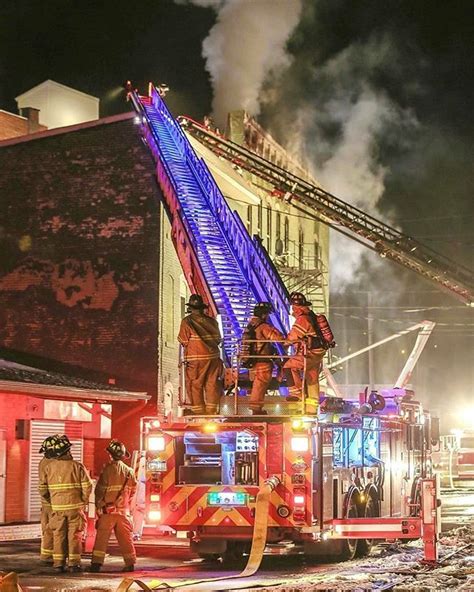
[130,85,290,364]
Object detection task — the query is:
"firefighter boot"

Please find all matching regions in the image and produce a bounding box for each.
[122,565,135,572]
[89,563,101,573]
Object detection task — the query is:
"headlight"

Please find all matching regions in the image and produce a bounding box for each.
[291,436,309,452]
[147,435,166,451]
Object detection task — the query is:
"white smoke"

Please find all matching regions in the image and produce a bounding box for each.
[282,36,419,292]
[181,0,303,127]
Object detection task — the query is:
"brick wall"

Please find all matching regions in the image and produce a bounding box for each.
[0,111,47,141]
[0,117,161,398]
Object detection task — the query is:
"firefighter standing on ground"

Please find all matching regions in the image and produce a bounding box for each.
[245,302,286,415]
[90,440,137,572]
[38,435,59,564]
[39,435,92,572]
[178,294,223,415]
[284,292,327,412]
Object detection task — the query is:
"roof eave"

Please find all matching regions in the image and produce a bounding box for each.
[0,380,149,403]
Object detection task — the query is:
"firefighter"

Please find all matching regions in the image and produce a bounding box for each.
[39,435,92,572]
[284,292,326,412]
[90,440,137,572]
[38,435,59,564]
[178,294,223,415]
[246,302,286,415]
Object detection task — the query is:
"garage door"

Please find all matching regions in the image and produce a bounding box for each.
[28,420,83,521]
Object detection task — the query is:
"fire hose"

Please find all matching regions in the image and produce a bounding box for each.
[115,475,281,591]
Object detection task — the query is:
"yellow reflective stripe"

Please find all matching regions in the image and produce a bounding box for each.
[92,551,106,557]
[51,502,85,511]
[40,547,53,554]
[68,554,81,559]
[48,483,90,491]
[39,484,48,489]
[52,553,65,559]
[106,485,124,491]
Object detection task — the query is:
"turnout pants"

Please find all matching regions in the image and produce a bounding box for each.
[249,362,273,411]
[40,505,53,562]
[284,352,324,409]
[185,358,223,414]
[49,509,86,567]
[92,513,136,567]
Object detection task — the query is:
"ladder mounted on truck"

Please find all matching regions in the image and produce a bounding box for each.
[179,117,474,306]
[129,84,290,364]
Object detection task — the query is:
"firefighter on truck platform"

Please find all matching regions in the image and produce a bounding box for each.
[284,292,333,413]
[245,301,286,415]
[39,435,92,572]
[90,440,137,573]
[178,294,223,415]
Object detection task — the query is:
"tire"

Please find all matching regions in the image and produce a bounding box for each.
[338,495,359,560]
[198,553,220,562]
[221,541,250,566]
[356,493,379,557]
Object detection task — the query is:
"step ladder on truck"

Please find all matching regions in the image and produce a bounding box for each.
[128,83,442,573]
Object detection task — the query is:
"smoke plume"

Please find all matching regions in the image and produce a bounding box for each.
[181,0,303,127]
[263,33,420,292]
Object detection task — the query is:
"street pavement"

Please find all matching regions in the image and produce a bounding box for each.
[1,488,473,591]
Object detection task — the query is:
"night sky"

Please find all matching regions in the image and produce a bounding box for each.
[1,0,473,425]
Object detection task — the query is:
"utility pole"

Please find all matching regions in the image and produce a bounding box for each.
[367,292,374,386]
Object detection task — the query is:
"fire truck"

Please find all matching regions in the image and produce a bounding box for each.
[125,84,458,569]
[141,388,439,566]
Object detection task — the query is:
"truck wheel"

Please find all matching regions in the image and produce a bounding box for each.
[338,497,359,560]
[198,553,220,562]
[356,494,378,557]
[221,541,249,566]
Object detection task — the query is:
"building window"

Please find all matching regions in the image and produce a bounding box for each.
[267,206,272,251]
[166,274,175,344]
[314,240,320,268]
[257,203,263,235]
[284,216,289,252]
[299,229,304,269]
[276,211,281,240]
[247,205,253,235]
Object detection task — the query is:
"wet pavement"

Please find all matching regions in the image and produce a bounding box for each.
[1,488,473,591]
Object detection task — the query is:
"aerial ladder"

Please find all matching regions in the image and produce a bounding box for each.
[179,117,474,307]
[129,84,290,365]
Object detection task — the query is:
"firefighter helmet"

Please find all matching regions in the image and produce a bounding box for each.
[50,434,72,458]
[289,292,312,306]
[106,439,130,460]
[185,294,208,310]
[253,302,273,316]
[39,434,60,457]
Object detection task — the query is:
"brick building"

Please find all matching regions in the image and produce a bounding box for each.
[0,105,329,524]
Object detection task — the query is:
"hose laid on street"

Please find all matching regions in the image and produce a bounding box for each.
[115,476,280,591]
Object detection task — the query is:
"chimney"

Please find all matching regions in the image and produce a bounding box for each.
[20,107,42,133]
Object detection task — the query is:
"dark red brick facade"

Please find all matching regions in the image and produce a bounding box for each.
[0,115,161,404]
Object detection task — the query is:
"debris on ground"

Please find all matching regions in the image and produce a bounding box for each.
[251,526,474,591]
